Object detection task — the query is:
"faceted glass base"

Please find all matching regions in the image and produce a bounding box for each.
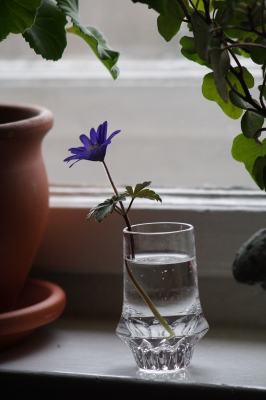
[117,313,209,371]
[125,337,194,371]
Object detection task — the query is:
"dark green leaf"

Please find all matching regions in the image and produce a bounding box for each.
[209,47,230,102]
[250,37,266,65]
[241,111,264,139]
[164,0,187,19]
[0,0,41,41]
[125,181,162,202]
[56,0,120,79]
[157,13,181,42]
[191,11,211,62]
[231,133,266,186]
[125,186,134,197]
[212,1,226,24]
[132,181,152,197]
[180,36,211,67]
[252,156,266,190]
[86,194,126,222]
[131,0,165,14]
[23,0,67,61]
[133,189,162,202]
[229,90,251,110]
[180,36,196,55]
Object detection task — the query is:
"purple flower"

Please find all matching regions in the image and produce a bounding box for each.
[64,121,120,166]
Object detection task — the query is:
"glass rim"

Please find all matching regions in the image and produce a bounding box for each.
[123,222,193,235]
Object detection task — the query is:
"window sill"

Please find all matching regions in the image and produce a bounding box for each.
[0,319,265,399]
[1,187,266,398]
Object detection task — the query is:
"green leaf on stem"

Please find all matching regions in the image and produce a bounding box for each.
[0,0,41,41]
[232,134,266,187]
[250,37,266,65]
[125,181,162,202]
[180,36,211,67]
[229,90,251,110]
[157,13,181,42]
[191,11,211,62]
[56,0,120,79]
[209,47,230,102]
[252,155,266,190]
[87,194,126,222]
[241,111,264,139]
[202,73,242,119]
[23,0,67,61]
[226,66,254,96]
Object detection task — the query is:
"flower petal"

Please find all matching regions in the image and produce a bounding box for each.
[80,134,93,149]
[90,128,97,143]
[97,121,107,144]
[68,147,85,154]
[107,129,121,142]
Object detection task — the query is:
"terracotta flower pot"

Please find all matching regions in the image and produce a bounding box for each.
[0,104,53,313]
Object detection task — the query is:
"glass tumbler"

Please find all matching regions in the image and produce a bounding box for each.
[116,222,209,371]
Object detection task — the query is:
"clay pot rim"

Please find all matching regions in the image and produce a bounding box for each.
[0,278,66,335]
[0,103,53,136]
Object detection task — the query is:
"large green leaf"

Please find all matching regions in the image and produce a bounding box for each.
[241,111,264,139]
[157,13,181,42]
[56,0,120,79]
[0,0,41,41]
[202,72,243,119]
[231,133,266,185]
[23,0,67,61]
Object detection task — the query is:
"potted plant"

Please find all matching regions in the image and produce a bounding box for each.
[0,0,120,313]
[129,0,266,290]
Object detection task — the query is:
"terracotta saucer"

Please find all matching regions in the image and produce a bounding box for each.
[0,277,66,352]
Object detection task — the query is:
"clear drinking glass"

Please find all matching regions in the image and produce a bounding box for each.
[116,222,209,371]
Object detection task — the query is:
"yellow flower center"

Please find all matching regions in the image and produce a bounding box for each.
[89,143,99,151]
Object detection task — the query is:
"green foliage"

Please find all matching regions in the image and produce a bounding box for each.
[131,0,266,190]
[202,73,243,119]
[0,0,41,41]
[157,13,182,42]
[252,156,266,190]
[57,0,120,79]
[125,181,162,202]
[131,0,165,14]
[241,111,264,139]
[232,134,266,188]
[86,182,161,223]
[209,47,230,102]
[191,12,211,62]
[23,0,67,61]
[180,36,211,67]
[0,0,120,79]
[87,194,127,222]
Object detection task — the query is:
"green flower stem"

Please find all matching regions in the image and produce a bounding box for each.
[125,259,176,339]
[102,160,131,231]
[101,161,172,336]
